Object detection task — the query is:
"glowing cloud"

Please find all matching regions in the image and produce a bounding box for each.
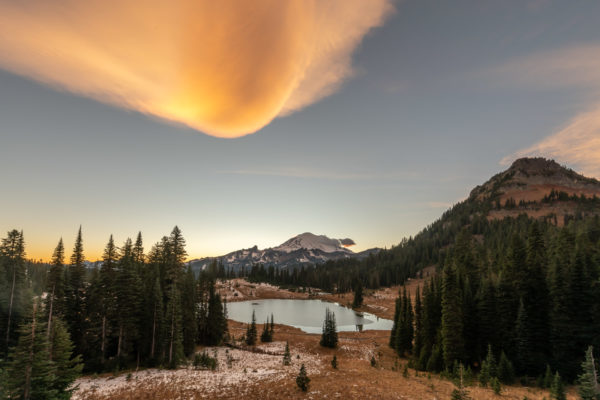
[501,105,600,178]
[0,0,393,137]
[496,44,600,178]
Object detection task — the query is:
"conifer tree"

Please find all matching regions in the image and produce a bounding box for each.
[320,308,338,348]
[49,318,83,399]
[1,229,28,355]
[542,364,553,389]
[296,364,310,391]
[522,222,550,373]
[66,227,87,357]
[245,310,257,346]
[165,283,184,368]
[395,287,414,356]
[181,266,197,356]
[132,232,145,269]
[116,238,143,363]
[46,238,65,341]
[98,235,118,364]
[515,299,533,375]
[4,301,55,400]
[577,346,599,400]
[477,279,498,355]
[352,280,363,308]
[148,276,164,362]
[283,341,291,366]
[451,363,472,400]
[550,372,566,400]
[479,344,497,387]
[497,351,515,384]
[389,296,400,349]
[260,320,272,343]
[442,262,464,368]
[198,280,227,346]
[413,286,423,359]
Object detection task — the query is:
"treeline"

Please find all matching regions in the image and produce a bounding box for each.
[0,226,229,398]
[389,216,600,383]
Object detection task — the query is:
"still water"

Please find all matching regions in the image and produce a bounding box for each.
[226,299,393,334]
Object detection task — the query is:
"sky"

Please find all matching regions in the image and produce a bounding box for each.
[1,0,600,261]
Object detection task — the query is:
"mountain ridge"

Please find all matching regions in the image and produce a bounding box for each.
[188,232,380,272]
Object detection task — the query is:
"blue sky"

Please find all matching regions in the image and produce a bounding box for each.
[1,0,599,260]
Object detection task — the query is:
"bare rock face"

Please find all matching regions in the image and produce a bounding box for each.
[470,157,600,202]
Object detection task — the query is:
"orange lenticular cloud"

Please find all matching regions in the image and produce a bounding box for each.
[0,0,394,137]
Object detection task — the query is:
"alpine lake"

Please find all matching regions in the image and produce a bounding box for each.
[226,298,393,334]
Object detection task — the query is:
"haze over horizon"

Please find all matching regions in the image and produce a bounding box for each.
[2,0,600,261]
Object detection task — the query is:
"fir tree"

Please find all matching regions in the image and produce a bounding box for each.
[166,285,184,368]
[451,363,472,400]
[442,262,464,368]
[4,301,55,400]
[181,266,197,356]
[116,238,143,364]
[99,235,118,364]
[395,287,414,356]
[320,308,338,348]
[331,355,338,369]
[497,351,515,384]
[514,299,534,375]
[65,227,87,357]
[490,377,501,395]
[296,364,310,391]
[1,229,28,355]
[389,296,400,349]
[413,286,423,360]
[148,276,164,362]
[46,238,65,341]
[542,364,553,388]
[577,346,599,400]
[245,310,257,346]
[479,344,497,387]
[132,232,145,268]
[522,222,550,374]
[550,372,566,400]
[352,280,363,308]
[49,318,83,399]
[283,341,291,366]
[260,320,272,343]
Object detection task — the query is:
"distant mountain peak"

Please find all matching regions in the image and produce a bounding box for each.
[188,232,376,273]
[273,232,354,254]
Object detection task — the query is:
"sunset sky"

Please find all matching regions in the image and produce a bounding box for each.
[1,0,600,261]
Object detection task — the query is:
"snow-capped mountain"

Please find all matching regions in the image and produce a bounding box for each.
[188,232,379,272]
[272,232,355,254]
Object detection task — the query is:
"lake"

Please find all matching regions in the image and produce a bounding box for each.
[226,299,393,334]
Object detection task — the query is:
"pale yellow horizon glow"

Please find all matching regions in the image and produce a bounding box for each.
[0,0,393,137]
